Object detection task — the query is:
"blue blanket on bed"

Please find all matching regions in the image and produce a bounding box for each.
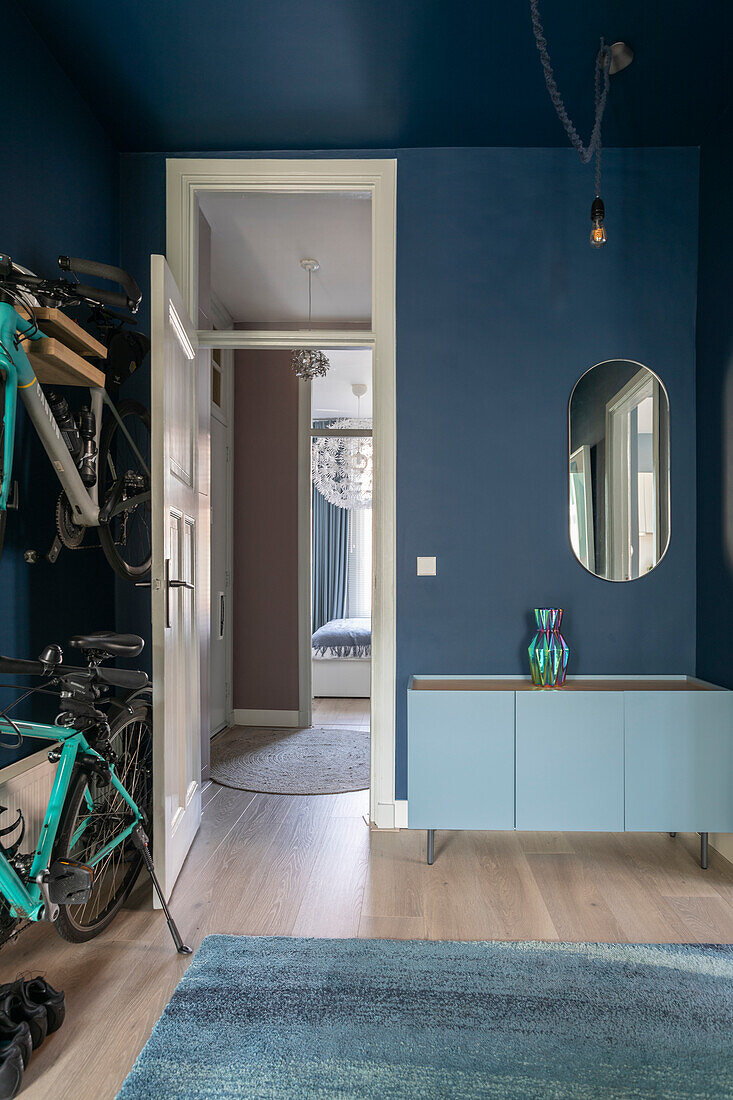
[312,618,371,658]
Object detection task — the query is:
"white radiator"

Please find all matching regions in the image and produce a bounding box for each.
[0,751,55,855]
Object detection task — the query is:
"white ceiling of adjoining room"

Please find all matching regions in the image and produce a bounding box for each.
[311,349,372,420]
[199,191,372,325]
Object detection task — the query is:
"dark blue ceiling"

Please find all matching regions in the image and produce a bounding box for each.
[15,0,732,153]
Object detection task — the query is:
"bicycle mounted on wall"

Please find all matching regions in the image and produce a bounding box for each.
[0,254,151,580]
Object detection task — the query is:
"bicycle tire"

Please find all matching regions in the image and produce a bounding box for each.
[52,705,152,943]
[97,399,152,581]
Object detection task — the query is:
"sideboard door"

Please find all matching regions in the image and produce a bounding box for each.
[407,690,515,829]
[625,692,733,832]
[515,691,624,830]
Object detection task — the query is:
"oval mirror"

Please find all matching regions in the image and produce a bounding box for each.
[569,360,670,581]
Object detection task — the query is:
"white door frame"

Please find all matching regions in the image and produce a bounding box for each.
[297,380,313,729]
[209,340,234,733]
[166,158,397,828]
[605,368,658,580]
[209,291,235,733]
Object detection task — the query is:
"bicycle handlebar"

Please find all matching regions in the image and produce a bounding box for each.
[0,655,148,690]
[58,256,142,312]
[0,655,45,676]
[70,284,129,310]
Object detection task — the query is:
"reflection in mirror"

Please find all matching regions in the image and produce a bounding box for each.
[569,360,670,582]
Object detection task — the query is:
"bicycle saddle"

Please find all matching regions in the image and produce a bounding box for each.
[69,632,144,658]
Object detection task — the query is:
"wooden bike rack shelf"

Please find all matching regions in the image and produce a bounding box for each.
[18,307,107,388]
[27,340,106,389]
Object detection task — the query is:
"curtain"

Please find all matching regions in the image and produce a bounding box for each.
[312,422,350,632]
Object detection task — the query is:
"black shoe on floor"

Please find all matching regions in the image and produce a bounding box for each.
[0,1037,24,1100]
[0,992,47,1050]
[18,979,65,1034]
[0,1022,30,1071]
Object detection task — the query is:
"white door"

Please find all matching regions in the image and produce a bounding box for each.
[210,351,230,734]
[151,254,202,902]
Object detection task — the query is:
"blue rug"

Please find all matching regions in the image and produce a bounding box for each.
[117,936,733,1099]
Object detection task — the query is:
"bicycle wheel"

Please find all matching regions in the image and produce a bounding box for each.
[52,706,153,943]
[98,399,151,581]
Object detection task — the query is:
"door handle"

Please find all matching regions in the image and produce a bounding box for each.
[164,558,195,628]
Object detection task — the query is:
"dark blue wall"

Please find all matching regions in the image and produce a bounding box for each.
[696,128,733,688]
[118,146,699,799]
[0,3,118,761]
[396,148,698,797]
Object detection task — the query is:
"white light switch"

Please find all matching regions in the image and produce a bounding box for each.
[417,556,437,576]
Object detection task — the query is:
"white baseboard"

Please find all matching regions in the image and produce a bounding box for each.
[394,800,408,828]
[232,709,301,727]
[371,800,396,829]
[0,750,56,854]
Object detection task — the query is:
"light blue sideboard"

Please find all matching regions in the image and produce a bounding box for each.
[407,676,733,865]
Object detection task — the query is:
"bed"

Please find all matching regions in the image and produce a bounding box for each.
[312,617,371,698]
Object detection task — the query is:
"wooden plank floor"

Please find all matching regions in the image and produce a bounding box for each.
[3,699,733,1098]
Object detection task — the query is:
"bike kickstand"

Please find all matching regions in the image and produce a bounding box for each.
[132,824,192,955]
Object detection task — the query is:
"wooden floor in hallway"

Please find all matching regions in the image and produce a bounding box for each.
[4,699,733,1098]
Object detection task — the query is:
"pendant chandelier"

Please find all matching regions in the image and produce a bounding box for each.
[291,259,330,380]
[312,385,372,510]
[530,0,633,247]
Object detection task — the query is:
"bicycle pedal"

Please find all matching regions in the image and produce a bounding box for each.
[46,535,63,564]
[6,481,19,510]
[45,859,94,905]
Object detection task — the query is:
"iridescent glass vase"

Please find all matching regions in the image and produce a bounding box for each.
[528,608,569,687]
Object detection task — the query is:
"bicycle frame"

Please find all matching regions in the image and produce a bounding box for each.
[0,302,150,530]
[0,718,141,922]
[0,302,102,525]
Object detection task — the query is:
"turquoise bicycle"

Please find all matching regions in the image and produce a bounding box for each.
[0,632,189,954]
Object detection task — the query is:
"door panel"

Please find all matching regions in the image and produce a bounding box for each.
[625,693,733,832]
[407,690,515,829]
[151,255,202,903]
[516,692,624,830]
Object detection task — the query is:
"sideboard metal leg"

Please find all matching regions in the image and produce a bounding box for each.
[668,832,677,838]
[427,829,435,865]
[700,832,709,870]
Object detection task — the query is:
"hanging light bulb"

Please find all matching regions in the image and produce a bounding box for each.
[590,196,607,248]
[530,1,632,249]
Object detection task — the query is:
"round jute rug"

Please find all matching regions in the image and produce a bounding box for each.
[210,725,370,795]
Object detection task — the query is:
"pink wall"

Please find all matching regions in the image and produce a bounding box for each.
[232,350,300,712]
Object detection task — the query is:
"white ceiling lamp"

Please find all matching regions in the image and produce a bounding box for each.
[291,259,330,381]
[312,383,372,510]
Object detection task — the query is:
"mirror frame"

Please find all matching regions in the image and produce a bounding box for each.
[568,358,671,583]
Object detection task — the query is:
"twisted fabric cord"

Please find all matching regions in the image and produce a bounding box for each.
[530,0,611,194]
